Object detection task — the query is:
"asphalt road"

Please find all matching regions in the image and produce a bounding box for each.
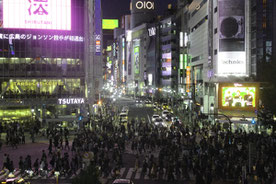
[105,98,190,184]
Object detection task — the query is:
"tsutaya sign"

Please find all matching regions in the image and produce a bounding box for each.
[136,1,154,10]
[58,98,85,105]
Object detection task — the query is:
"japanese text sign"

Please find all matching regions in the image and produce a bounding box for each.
[3,0,71,30]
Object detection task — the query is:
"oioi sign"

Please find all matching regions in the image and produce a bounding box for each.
[135,1,154,10]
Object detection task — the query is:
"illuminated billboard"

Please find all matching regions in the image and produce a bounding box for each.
[94,0,102,56]
[219,83,259,110]
[134,46,140,76]
[217,0,246,76]
[102,19,119,30]
[3,0,71,30]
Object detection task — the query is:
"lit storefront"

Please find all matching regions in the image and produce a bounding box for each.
[0,0,86,123]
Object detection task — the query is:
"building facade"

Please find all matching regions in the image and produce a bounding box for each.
[0,0,100,124]
[176,0,275,127]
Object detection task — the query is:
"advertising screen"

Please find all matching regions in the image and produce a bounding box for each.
[94,0,102,56]
[102,19,119,30]
[219,83,259,111]
[3,0,71,30]
[134,46,140,75]
[217,0,246,76]
[222,87,256,107]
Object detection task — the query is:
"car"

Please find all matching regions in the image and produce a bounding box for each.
[112,179,134,184]
[164,113,173,121]
[145,99,152,107]
[162,103,168,110]
[121,106,129,114]
[119,113,128,123]
[162,110,170,118]
[167,107,173,113]
[154,118,166,127]
[135,98,142,103]
[152,114,160,122]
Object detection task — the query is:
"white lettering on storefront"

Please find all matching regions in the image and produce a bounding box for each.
[58,98,85,105]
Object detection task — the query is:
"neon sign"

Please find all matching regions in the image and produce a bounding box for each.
[136,1,154,10]
[0,33,83,42]
[148,27,156,37]
[3,0,71,30]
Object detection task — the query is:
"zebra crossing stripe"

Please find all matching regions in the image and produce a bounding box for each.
[32,175,40,179]
[120,168,126,177]
[0,175,6,180]
[23,175,29,180]
[107,173,112,179]
[13,170,21,176]
[126,168,134,179]
[0,172,8,180]
[70,174,76,179]
[162,168,166,180]
[134,168,142,179]
[76,169,81,175]
[144,173,149,180]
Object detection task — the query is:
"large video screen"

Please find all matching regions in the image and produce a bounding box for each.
[3,0,71,30]
[102,19,118,30]
[221,87,256,108]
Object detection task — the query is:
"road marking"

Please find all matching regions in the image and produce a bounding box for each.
[120,168,126,177]
[32,175,40,179]
[162,168,167,180]
[144,173,149,180]
[14,170,20,176]
[70,174,76,179]
[107,173,112,179]
[126,168,134,179]
[134,168,142,179]
[147,114,151,123]
[0,173,7,180]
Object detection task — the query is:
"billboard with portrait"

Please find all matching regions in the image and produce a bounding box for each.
[219,83,259,111]
[134,46,140,76]
[217,0,246,76]
[3,0,71,30]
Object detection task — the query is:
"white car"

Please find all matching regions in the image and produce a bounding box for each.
[152,114,160,122]
[154,118,166,127]
[162,110,170,118]
[122,106,129,114]
[119,113,128,122]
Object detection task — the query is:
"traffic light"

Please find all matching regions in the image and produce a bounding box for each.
[78,115,83,121]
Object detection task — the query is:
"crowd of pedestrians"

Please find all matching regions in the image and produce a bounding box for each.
[0,101,276,184]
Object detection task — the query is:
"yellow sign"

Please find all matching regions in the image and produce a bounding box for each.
[186,66,191,92]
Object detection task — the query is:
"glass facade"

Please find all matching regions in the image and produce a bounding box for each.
[0,0,86,120]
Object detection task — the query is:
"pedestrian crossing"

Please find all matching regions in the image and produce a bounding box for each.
[104,167,195,181]
[0,168,82,181]
[0,167,195,181]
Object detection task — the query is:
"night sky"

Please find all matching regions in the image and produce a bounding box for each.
[102,0,177,19]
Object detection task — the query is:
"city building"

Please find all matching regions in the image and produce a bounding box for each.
[0,0,101,125]
[176,0,275,128]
